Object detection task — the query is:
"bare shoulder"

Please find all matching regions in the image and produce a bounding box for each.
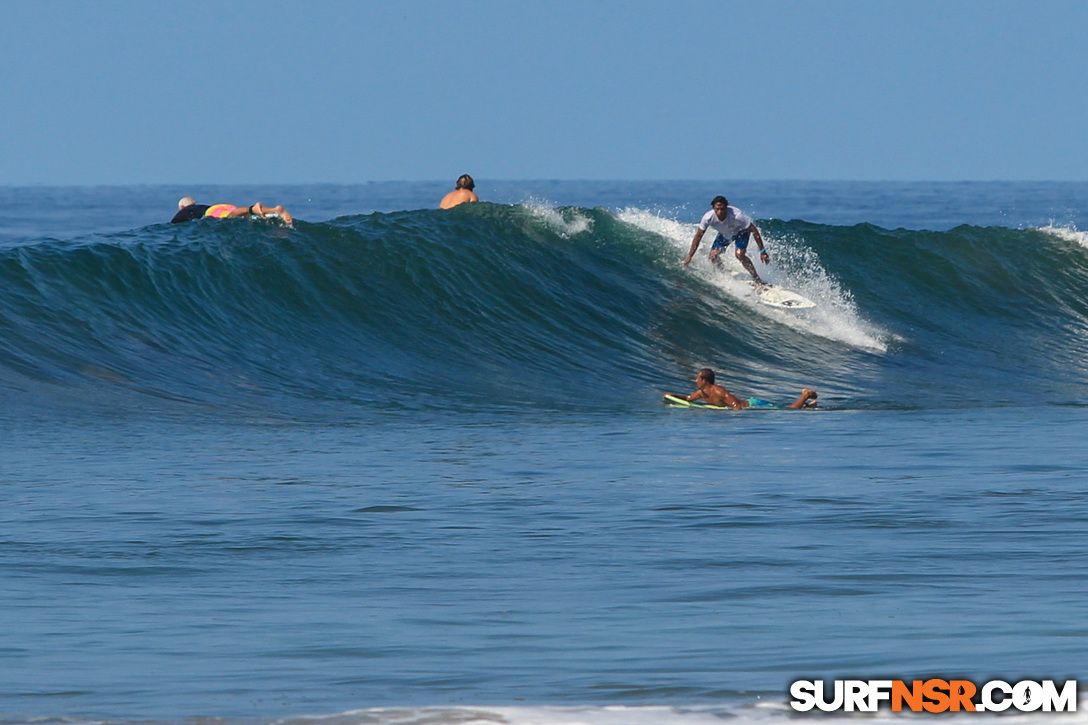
[440,189,479,209]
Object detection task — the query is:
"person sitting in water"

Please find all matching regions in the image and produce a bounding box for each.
[439,174,480,209]
[171,197,293,224]
[665,368,818,409]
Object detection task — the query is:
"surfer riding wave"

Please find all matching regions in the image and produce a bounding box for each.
[682,195,768,285]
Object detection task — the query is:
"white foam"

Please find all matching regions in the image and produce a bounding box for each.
[1039,223,1088,249]
[522,198,594,238]
[277,705,759,725]
[616,208,891,352]
[276,702,1088,725]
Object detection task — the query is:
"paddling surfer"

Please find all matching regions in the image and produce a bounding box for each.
[682,196,768,284]
[665,368,817,410]
[171,197,293,224]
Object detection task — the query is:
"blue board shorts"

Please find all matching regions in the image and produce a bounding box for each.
[746,398,778,409]
[711,229,752,251]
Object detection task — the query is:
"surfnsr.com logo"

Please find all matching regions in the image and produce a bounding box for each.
[790,679,1078,713]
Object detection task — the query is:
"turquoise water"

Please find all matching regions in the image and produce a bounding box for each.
[1,182,1086,723]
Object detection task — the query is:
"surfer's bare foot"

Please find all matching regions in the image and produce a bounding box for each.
[789,388,818,409]
[262,204,293,224]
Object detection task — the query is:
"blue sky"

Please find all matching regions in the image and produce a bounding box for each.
[2,0,1087,185]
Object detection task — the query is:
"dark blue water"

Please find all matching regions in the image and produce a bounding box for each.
[1,182,1086,724]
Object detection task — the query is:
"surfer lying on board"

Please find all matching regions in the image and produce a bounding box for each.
[665,368,818,410]
[439,174,480,209]
[171,197,294,224]
[682,196,768,284]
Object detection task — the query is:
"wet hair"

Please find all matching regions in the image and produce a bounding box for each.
[697,368,715,385]
[456,174,475,191]
[178,196,196,209]
[711,195,728,207]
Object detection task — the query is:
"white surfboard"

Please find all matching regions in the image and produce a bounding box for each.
[757,285,816,309]
[728,270,816,309]
[247,211,293,226]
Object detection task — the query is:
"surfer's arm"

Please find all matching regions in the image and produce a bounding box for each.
[682,228,706,265]
[750,225,768,262]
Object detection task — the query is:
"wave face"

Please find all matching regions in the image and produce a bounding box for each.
[3,202,1088,416]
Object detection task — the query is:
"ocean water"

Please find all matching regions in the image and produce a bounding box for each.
[1,181,1087,724]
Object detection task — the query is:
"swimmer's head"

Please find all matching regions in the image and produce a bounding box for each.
[696,368,715,386]
[178,196,196,209]
[456,174,475,191]
[711,195,728,208]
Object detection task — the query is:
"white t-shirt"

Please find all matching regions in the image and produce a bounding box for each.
[698,206,752,239]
